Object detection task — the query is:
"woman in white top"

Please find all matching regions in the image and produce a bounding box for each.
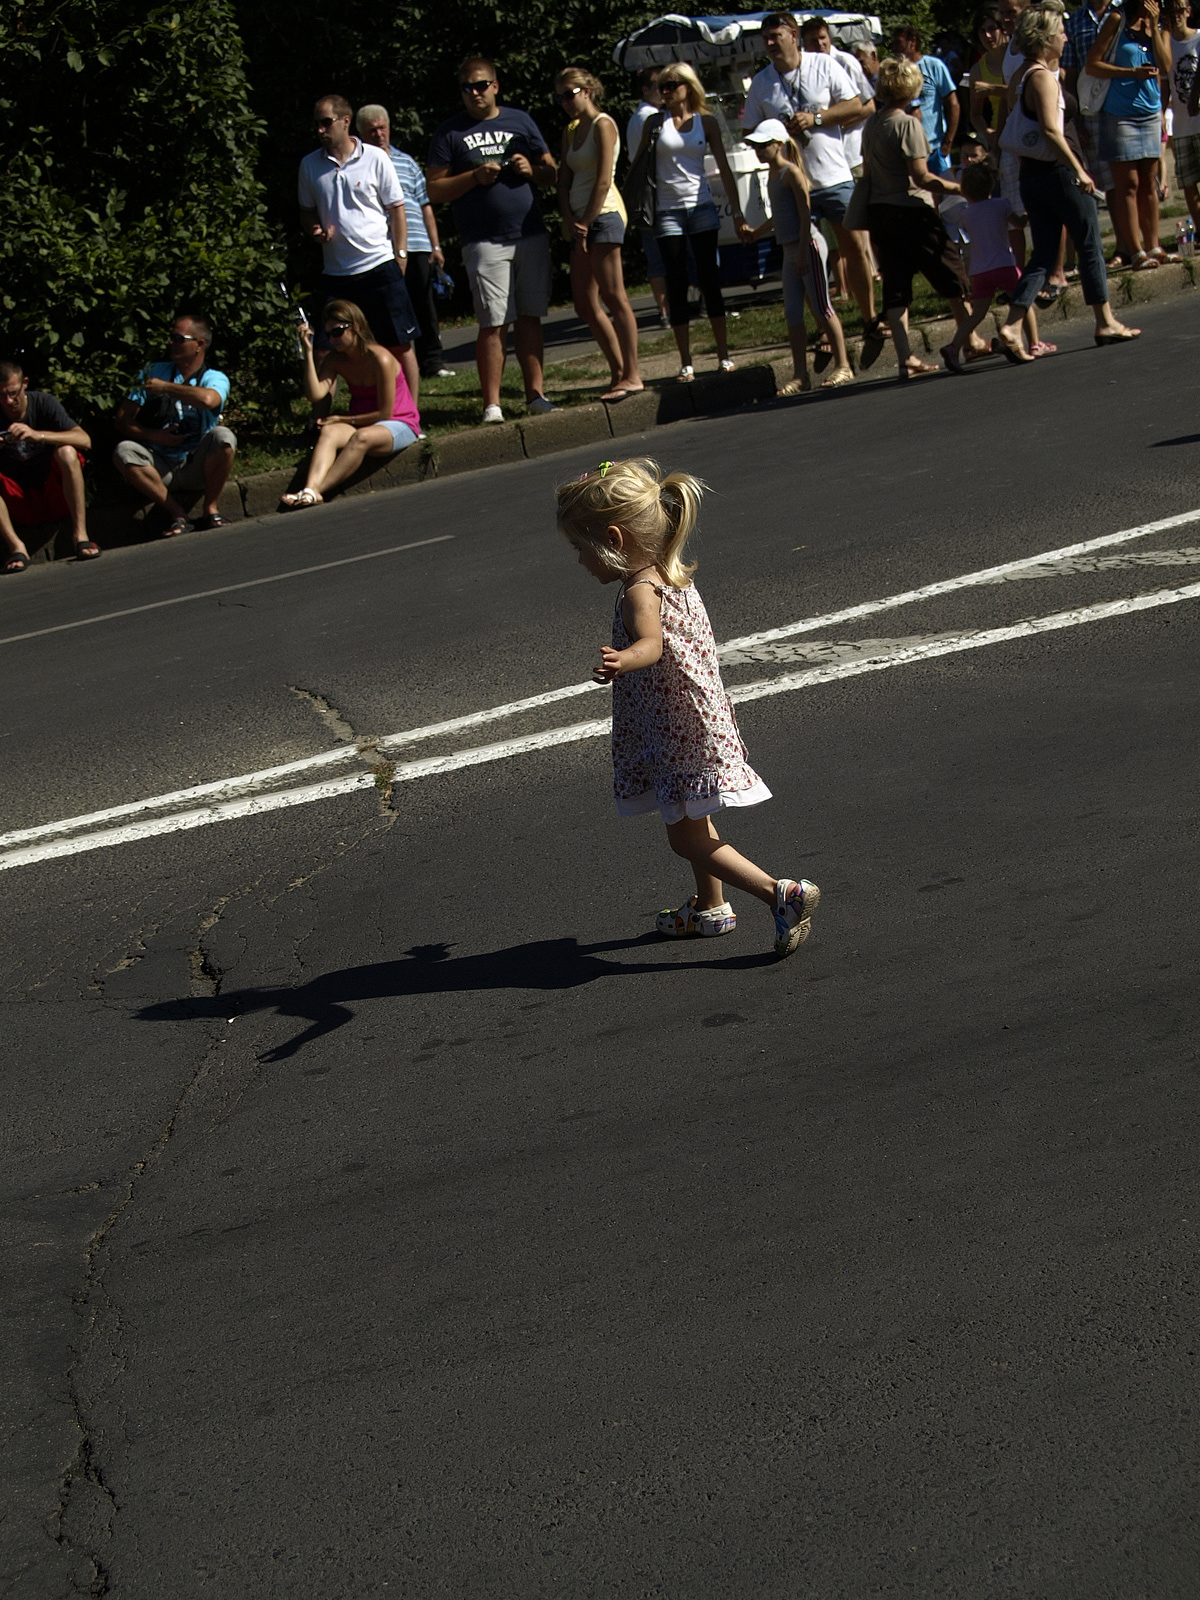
[634,62,744,382]
[555,67,643,402]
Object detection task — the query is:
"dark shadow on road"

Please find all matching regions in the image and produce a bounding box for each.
[137,934,778,1061]
[1149,433,1200,447]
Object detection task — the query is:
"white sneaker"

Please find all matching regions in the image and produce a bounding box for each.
[527,395,558,415]
[481,404,504,425]
[432,367,456,378]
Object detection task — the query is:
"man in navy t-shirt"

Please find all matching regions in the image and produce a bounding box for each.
[427,57,559,424]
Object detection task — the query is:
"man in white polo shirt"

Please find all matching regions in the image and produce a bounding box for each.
[298,93,422,405]
[742,11,880,339]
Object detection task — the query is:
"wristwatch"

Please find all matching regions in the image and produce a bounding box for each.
[813,111,824,128]
[396,249,408,259]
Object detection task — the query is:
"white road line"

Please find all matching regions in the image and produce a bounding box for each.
[718,509,1200,651]
[0,535,455,648]
[3,580,1198,873]
[0,511,1191,853]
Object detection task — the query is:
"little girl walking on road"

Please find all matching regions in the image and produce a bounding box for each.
[556,457,819,958]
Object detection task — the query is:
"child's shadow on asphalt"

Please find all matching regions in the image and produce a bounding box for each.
[137,934,777,1062]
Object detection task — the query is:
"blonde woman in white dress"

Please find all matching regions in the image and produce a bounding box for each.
[555,67,644,402]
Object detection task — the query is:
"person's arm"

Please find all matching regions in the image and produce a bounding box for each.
[143,375,224,411]
[702,114,746,229]
[508,147,558,188]
[386,202,408,272]
[1149,2,1172,73]
[298,325,337,405]
[1087,12,1157,76]
[3,416,90,451]
[300,206,332,243]
[578,117,619,227]
[792,95,861,133]
[595,582,664,680]
[970,72,996,143]
[909,155,961,194]
[426,163,500,202]
[558,128,585,244]
[941,84,960,156]
[421,203,444,262]
[113,398,178,448]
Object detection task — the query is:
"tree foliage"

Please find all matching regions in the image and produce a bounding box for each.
[0,0,289,420]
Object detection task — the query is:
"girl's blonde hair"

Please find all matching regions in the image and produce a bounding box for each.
[875,56,923,106]
[1014,0,1066,59]
[557,457,705,588]
[669,62,710,116]
[556,65,604,102]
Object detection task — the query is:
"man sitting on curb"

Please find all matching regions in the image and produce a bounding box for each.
[113,314,236,537]
[0,360,98,574]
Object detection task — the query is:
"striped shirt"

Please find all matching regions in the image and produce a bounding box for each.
[387,146,433,252]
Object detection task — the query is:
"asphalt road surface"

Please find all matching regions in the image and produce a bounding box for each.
[4,299,1199,1600]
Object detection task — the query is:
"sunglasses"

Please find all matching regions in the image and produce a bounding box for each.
[325,323,352,336]
[314,115,342,129]
[168,331,200,344]
[659,79,684,89]
[460,79,493,93]
[557,86,584,101]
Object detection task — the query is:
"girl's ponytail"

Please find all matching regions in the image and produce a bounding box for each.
[657,472,702,587]
[557,457,706,587]
[784,134,805,169]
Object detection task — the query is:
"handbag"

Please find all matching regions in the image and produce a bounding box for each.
[1077,20,1121,116]
[622,110,665,228]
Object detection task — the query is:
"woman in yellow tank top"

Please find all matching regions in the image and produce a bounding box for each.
[970,10,1010,150]
[555,66,643,402]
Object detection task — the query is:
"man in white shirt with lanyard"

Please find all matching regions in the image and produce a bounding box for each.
[742,10,879,336]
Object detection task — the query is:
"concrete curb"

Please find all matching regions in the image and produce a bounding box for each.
[31,258,1195,561]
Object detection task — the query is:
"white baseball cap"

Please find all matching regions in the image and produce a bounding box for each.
[744,118,790,144]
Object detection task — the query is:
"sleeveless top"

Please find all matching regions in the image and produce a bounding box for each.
[609,579,762,811]
[766,167,804,245]
[1106,25,1162,119]
[999,63,1065,164]
[348,369,420,435]
[656,114,712,210]
[974,52,1006,130]
[565,116,627,220]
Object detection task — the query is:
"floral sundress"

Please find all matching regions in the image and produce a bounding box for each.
[611,578,771,824]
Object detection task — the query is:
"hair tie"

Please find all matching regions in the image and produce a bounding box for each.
[578,460,613,482]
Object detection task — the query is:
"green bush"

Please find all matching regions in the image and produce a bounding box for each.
[0,0,291,424]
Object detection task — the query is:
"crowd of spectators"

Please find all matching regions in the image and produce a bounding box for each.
[3,2,1194,570]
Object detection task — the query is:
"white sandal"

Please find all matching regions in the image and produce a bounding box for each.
[656,897,737,938]
[280,488,321,511]
[719,358,737,372]
[677,365,695,383]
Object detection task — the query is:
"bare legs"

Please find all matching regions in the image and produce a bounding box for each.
[831,222,877,327]
[287,422,398,504]
[477,317,548,409]
[570,240,643,399]
[665,815,778,909]
[1110,158,1162,261]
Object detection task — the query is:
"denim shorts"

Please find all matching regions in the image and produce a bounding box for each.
[1099,113,1161,164]
[583,210,626,245]
[655,200,721,237]
[377,420,418,452]
[808,181,856,226]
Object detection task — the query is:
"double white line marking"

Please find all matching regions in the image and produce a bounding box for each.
[3,511,1199,873]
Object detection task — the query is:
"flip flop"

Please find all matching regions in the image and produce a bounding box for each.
[1029,341,1058,357]
[195,512,232,530]
[162,516,192,537]
[74,540,101,560]
[1094,326,1141,345]
[600,385,644,403]
[992,334,1034,365]
[3,551,30,575]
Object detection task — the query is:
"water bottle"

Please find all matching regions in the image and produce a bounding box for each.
[1176,219,1187,255]
[1186,219,1197,259]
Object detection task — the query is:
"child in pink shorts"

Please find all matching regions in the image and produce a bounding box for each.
[938,163,1049,371]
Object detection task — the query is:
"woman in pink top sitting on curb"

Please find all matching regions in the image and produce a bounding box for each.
[283,298,421,511]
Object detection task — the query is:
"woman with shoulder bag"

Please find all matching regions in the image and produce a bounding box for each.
[632,62,745,382]
[1085,0,1172,268]
[555,67,643,402]
[999,0,1141,346]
